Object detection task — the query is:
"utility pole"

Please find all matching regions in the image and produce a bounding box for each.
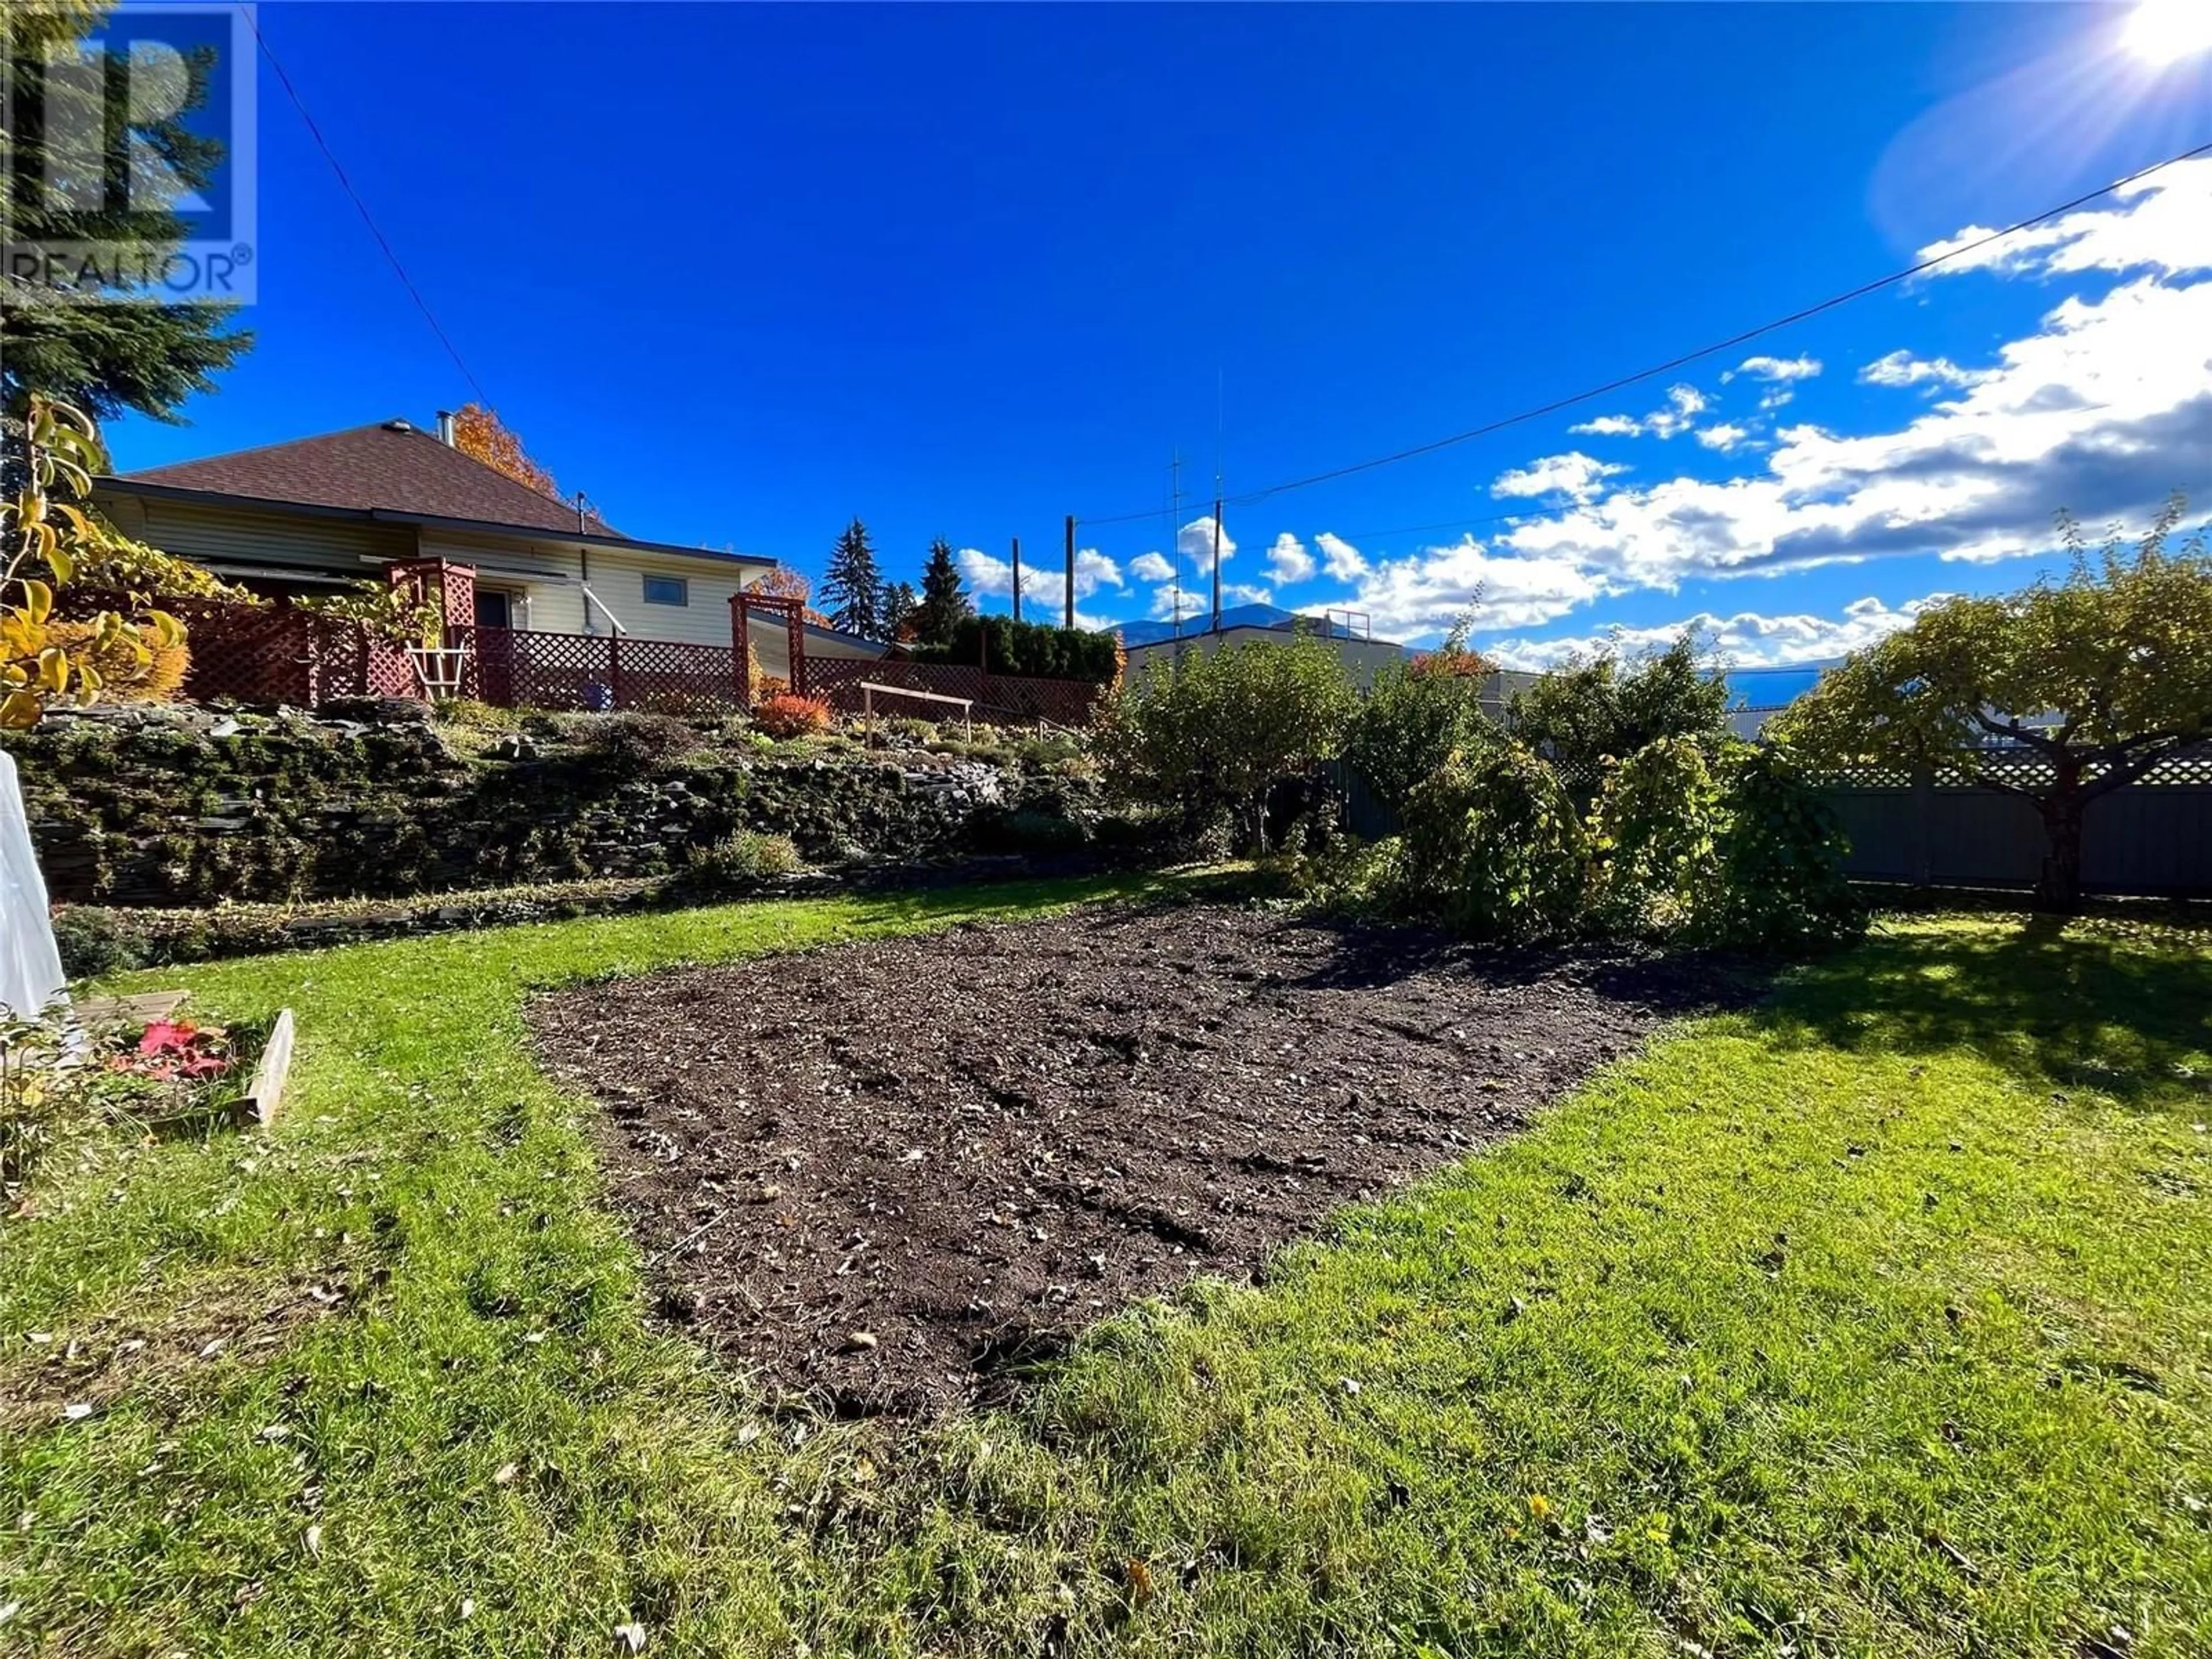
[1064,516,1077,631]
[1010,535,1022,623]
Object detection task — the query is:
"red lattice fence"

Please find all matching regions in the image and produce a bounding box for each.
[65,592,419,707]
[454,626,747,715]
[52,589,1108,724]
[801,658,1105,727]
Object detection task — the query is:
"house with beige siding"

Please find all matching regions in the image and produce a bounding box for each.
[92,415,889,685]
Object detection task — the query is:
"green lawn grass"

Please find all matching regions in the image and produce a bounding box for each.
[3,890,2208,1657]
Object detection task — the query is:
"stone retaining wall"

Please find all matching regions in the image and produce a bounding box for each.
[1,704,1111,908]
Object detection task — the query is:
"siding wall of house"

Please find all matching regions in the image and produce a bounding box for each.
[415,529,592,634]
[104,494,417,582]
[577,546,766,648]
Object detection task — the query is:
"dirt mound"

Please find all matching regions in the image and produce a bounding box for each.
[532,902,1749,1413]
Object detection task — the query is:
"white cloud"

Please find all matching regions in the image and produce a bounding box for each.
[1726,354,1823,383]
[1177,515,1234,575]
[1128,550,1175,584]
[1660,384,1709,426]
[1103,161,2211,648]
[1858,349,1991,390]
[1263,532,1315,585]
[1916,154,2212,278]
[1694,423,1752,452]
[1758,387,1796,412]
[1491,450,1628,503]
[1332,535,1609,638]
[1485,594,1948,672]
[1569,382,1709,440]
[957,545,1124,615]
[1316,532,1368,581]
[1497,266,2212,586]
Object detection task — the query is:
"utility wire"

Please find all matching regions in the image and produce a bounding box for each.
[236,5,493,407]
[1078,137,2212,527]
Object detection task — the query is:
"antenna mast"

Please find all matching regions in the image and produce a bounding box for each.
[1211,369,1224,634]
[1169,450,1184,638]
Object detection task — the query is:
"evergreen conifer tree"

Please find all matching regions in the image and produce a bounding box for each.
[821,518,884,638]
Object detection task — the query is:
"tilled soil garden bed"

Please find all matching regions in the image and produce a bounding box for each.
[532,903,1751,1412]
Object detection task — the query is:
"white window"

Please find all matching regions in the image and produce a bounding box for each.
[642,574,688,607]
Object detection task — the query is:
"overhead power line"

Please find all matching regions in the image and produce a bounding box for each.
[236,5,493,407]
[1077,137,2212,528]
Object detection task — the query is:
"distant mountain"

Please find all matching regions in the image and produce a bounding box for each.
[1112,602,1305,646]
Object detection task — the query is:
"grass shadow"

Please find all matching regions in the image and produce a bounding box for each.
[1755,913,2212,1105]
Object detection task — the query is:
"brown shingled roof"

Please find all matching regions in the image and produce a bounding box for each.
[118,419,623,538]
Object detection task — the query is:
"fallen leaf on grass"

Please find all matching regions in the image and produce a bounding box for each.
[303,1524,323,1559]
[842,1331,878,1353]
[613,1619,647,1653]
[1123,1559,1154,1606]
[493,1462,520,1486]
[61,1403,93,1422]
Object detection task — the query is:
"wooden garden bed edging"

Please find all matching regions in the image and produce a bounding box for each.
[237,1008,296,1127]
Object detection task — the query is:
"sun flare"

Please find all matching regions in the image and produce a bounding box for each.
[2122,0,2212,67]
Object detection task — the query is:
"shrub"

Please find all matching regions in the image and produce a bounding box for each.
[1588,736,1724,936]
[434,697,524,733]
[753,693,832,740]
[980,808,1090,853]
[1347,637,1497,806]
[1689,746,1865,951]
[1397,740,1591,940]
[1508,634,1731,777]
[1096,633,1357,853]
[44,618,189,703]
[1014,733,1090,772]
[578,711,698,771]
[50,906,147,977]
[1277,833,1402,918]
[685,830,805,888]
[636,690,736,719]
[912,615,1121,683]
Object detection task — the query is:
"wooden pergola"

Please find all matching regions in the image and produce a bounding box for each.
[729,591,807,705]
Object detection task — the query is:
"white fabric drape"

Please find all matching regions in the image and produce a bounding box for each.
[0,750,67,1020]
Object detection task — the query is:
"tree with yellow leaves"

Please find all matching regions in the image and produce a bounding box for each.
[2,398,185,728]
[449,404,562,502]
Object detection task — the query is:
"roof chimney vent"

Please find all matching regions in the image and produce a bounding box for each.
[435,410,456,446]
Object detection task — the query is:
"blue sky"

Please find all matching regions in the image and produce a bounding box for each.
[107,1,2212,664]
